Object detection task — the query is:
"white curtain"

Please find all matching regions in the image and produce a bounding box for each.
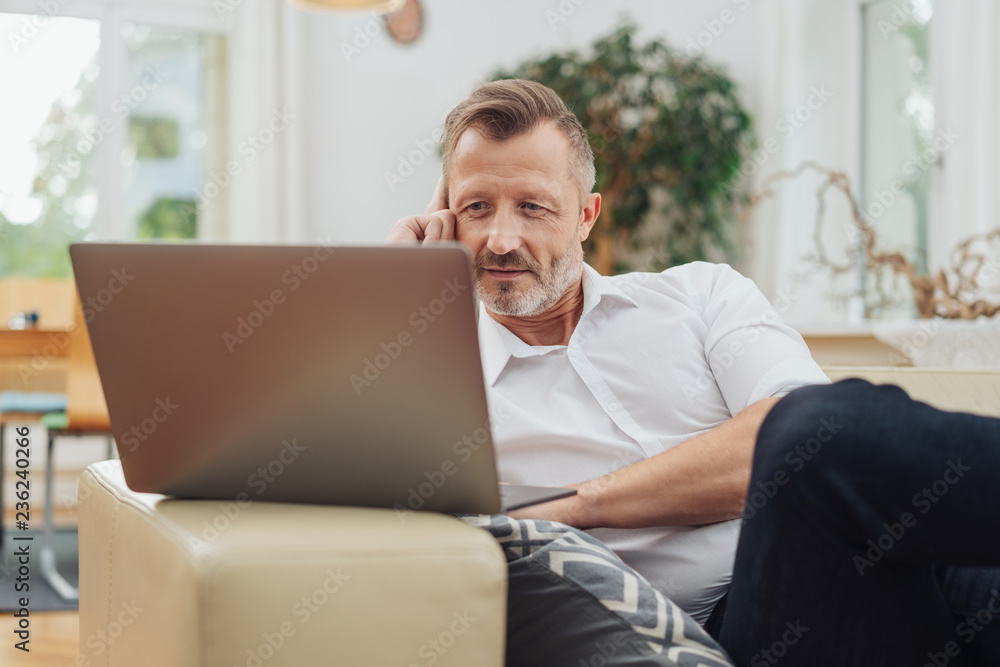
[222,0,306,243]
[745,0,1000,323]
[742,0,860,323]
[932,0,1000,278]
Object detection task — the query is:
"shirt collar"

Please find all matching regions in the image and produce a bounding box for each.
[477,263,639,386]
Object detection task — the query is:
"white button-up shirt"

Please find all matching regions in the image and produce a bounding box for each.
[478,261,829,624]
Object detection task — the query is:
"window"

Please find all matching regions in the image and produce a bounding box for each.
[859,0,934,317]
[121,23,226,241]
[0,1,227,278]
[0,15,100,277]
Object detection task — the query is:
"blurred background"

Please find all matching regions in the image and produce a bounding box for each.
[0,2,999,661]
[2,0,997,325]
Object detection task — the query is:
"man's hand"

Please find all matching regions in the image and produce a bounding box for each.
[509,396,782,530]
[384,177,456,244]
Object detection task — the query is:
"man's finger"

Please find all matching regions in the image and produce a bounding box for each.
[385,210,455,244]
[432,210,456,241]
[421,212,456,242]
[384,216,425,244]
[424,217,442,241]
[425,176,448,214]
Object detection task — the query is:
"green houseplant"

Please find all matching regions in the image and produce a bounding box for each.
[494,22,755,274]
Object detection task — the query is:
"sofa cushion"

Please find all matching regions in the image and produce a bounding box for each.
[460,514,734,667]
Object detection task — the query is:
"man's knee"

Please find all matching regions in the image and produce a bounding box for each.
[752,379,908,483]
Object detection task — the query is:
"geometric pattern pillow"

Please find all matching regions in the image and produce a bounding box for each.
[457,514,735,667]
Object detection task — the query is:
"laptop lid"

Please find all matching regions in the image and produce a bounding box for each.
[70,242,506,514]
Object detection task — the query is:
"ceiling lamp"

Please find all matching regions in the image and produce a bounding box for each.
[286,0,423,44]
[286,0,405,12]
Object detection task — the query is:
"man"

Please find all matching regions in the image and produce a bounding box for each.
[386,80,1000,666]
[387,78,828,624]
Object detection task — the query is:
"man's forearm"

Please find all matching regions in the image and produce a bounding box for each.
[577,396,780,529]
[514,396,782,529]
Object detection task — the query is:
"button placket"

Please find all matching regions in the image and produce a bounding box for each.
[566,339,654,450]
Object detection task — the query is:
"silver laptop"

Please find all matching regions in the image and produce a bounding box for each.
[69,242,574,514]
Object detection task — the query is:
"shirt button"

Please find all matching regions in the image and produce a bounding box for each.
[608,402,619,412]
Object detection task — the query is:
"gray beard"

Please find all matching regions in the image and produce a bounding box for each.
[476,242,584,317]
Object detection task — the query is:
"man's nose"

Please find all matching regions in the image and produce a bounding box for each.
[485,209,524,256]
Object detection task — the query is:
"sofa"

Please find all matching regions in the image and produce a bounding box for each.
[77,464,507,666]
[77,367,1000,666]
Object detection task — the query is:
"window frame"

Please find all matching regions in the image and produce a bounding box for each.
[0,0,231,241]
[853,0,945,318]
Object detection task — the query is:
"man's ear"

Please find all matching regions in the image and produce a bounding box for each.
[578,192,601,242]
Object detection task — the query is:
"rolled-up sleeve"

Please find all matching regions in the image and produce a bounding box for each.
[683,262,830,415]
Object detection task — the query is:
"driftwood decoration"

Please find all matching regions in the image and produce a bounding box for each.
[750,161,1000,319]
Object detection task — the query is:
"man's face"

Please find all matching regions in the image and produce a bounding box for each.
[448,122,599,317]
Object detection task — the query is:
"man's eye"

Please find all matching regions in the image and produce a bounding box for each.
[469,202,485,211]
[524,203,542,211]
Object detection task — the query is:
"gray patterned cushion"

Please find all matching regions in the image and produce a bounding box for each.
[458,514,735,667]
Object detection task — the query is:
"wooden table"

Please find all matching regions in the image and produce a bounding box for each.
[0,326,73,358]
[0,327,73,548]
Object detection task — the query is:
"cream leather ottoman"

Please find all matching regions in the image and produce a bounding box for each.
[77,460,507,667]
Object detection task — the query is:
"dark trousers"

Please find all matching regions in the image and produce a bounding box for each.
[717,379,1000,667]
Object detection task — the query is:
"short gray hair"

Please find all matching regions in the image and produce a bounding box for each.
[441,79,596,202]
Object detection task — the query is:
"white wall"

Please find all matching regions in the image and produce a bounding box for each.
[287,0,921,326]
[291,0,765,245]
[742,0,862,322]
